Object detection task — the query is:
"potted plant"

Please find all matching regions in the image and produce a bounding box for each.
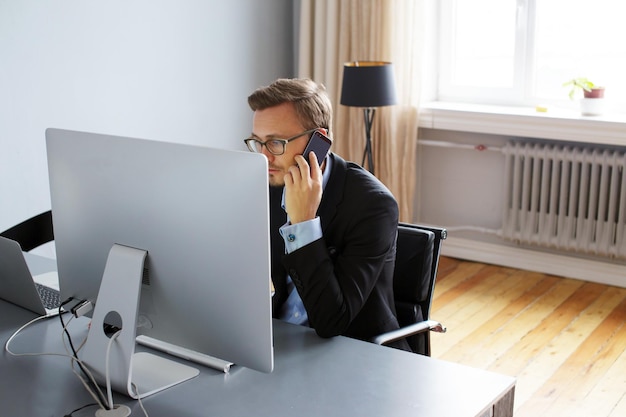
[563,77,606,115]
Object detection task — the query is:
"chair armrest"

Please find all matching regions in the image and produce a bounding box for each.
[372,319,447,347]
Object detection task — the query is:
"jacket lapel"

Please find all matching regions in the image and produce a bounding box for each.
[317,153,346,233]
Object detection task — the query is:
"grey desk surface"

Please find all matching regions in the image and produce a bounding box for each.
[2,255,516,417]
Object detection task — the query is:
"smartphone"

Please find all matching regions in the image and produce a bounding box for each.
[302,130,332,166]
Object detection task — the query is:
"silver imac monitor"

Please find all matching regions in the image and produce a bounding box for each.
[46,128,273,396]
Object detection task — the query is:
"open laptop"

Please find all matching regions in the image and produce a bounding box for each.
[0,236,62,317]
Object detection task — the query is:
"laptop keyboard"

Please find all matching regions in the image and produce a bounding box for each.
[35,283,61,310]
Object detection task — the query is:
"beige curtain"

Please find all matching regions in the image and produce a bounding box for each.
[297,0,426,222]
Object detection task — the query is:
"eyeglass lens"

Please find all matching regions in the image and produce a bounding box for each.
[247,139,285,155]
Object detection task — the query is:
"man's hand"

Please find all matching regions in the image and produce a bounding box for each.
[284,152,323,224]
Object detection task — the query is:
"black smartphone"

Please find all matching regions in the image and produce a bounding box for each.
[302,130,332,166]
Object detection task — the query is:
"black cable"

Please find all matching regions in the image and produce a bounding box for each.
[58,298,110,410]
[64,402,98,417]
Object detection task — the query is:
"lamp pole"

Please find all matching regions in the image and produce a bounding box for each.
[362,107,376,175]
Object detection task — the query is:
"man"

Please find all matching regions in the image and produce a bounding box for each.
[245,78,409,351]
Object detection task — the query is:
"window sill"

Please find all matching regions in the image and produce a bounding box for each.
[418,101,626,147]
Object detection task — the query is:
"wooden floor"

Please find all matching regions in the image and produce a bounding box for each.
[429,256,626,417]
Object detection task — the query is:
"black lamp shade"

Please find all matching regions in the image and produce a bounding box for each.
[340,61,398,108]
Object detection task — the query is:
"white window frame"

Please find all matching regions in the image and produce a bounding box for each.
[438,0,538,106]
[436,0,626,111]
[425,0,626,146]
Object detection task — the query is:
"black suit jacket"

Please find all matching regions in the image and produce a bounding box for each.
[270,153,409,350]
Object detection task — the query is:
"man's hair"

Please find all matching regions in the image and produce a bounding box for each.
[248,78,332,132]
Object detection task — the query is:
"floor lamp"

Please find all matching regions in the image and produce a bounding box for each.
[340,61,398,175]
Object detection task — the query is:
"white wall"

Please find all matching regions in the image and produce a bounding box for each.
[0,0,295,232]
[415,128,507,234]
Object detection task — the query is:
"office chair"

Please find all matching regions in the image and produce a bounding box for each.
[0,210,54,252]
[373,222,447,356]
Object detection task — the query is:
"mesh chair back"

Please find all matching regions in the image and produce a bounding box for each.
[1,211,54,252]
[393,225,435,354]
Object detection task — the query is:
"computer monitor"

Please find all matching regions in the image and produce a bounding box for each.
[46,128,274,397]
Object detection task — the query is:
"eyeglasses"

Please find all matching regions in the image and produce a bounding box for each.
[244,128,318,156]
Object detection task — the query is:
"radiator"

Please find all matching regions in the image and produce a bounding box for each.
[502,141,626,260]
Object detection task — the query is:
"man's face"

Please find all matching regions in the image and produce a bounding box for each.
[251,102,311,187]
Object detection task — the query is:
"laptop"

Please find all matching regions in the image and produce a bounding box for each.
[0,236,62,317]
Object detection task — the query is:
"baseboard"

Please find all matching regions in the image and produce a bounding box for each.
[442,236,626,288]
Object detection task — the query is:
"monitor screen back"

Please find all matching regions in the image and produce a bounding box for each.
[46,128,273,373]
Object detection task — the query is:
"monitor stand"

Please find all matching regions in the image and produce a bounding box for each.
[82,244,199,403]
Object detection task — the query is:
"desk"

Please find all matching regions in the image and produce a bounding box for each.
[2,257,515,417]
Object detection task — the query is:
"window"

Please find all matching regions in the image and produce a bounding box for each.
[438,0,626,110]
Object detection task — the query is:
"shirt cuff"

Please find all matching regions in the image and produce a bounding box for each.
[280,217,322,254]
